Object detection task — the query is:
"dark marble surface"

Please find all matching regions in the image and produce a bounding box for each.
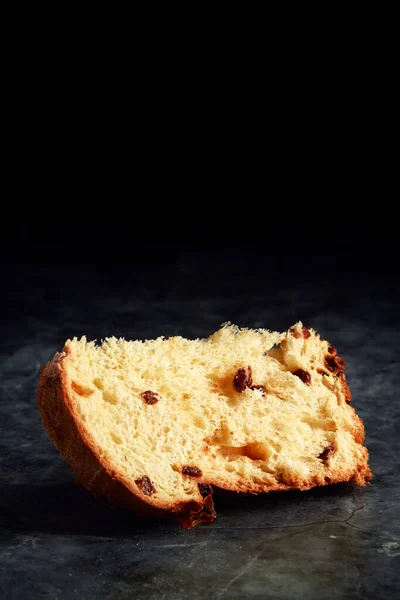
[1,260,399,599]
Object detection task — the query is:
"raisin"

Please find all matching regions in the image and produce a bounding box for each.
[290,326,311,339]
[319,444,335,462]
[325,355,345,373]
[198,483,212,498]
[250,384,267,396]
[233,366,253,392]
[325,356,337,371]
[182,466,203,477]
[135,476,156,496]
[293,369,311,385]
[141,390,161,405]
[180,492,216,529]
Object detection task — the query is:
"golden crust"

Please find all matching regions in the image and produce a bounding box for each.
[37,349,205,520]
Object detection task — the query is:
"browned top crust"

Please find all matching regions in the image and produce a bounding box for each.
[37,352,206,521]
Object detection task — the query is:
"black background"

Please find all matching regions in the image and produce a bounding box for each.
[1,210,398,323]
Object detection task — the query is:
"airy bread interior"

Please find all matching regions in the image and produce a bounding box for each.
[55,322,371,515]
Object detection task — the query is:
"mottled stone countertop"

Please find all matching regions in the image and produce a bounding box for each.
[1,261,399,599]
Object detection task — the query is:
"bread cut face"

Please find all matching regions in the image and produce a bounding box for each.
[37,322,372,527]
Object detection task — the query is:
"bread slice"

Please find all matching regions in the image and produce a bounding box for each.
[37,322,372,528]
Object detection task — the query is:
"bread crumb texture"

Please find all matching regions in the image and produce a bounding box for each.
[37,322,372,525]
